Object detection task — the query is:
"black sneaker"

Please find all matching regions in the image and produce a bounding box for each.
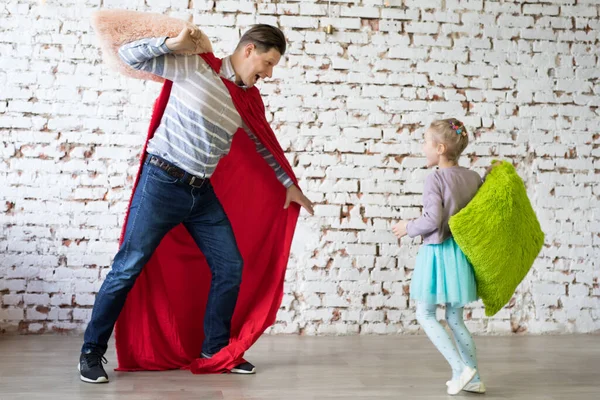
[230,361,256,374]
[78,352,109,383]
[201,352,256,374]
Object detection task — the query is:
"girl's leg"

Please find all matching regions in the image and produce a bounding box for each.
[445,305,481,383]
[416,302,467,380]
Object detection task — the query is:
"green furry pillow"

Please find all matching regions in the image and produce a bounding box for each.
[449,161,544,316]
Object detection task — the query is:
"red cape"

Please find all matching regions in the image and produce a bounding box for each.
[114,53,300,374]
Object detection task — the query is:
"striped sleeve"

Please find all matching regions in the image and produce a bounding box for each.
[118,37,198,82]
[244,126,293,188]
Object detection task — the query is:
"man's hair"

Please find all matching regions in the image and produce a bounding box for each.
[236,24,286,55]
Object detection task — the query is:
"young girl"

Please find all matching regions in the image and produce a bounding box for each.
[392,118,485,395]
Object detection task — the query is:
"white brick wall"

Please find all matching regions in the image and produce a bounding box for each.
[1,0,599,335]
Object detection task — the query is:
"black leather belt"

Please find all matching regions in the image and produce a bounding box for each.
[147,155,207,187]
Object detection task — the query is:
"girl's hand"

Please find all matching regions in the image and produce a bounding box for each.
[484,161,502,181]
[392,220,408,239]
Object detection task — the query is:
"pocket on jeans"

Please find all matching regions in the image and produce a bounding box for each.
[148,165,179,184]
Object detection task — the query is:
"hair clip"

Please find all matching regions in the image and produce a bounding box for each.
[450,121,466,136]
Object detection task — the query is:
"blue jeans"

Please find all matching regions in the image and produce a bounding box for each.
[82,156,243,356]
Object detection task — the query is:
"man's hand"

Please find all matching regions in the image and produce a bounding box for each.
[165,27,198,53]
[284,185,314,215]
[392,220,408,239]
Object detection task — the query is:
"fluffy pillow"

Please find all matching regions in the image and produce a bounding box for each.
[90,9,213,82]
[449,161,544,316]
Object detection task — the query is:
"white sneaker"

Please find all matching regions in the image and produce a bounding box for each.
[463,382,486,393]
[446,380,486,394]
[447,366,477,395]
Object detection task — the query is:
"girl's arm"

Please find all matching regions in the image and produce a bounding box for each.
[406,173,443,238]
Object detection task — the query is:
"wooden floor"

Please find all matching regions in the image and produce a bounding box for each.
[0,334,598,399]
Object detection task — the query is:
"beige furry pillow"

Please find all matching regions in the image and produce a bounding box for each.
[90,9,213,83]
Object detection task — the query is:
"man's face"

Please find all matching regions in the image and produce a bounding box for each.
[239,44,281,88]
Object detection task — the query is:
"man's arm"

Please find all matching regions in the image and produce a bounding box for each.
[244,126,314,215]
[118,28,199,81]
[245,127,294,188]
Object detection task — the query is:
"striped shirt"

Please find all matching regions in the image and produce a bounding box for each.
[118,37,293,188]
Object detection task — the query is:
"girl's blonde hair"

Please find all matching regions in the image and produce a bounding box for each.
[429,118,469,161]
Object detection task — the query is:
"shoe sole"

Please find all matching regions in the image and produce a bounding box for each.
[78,363,109,383]
[230,367,256,374]
[201,353,256,375]
[446,381,486,393]
[464,384,486,394]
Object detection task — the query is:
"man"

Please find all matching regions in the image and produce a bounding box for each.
[79,24,314,383]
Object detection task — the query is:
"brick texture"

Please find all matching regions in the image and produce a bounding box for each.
[1,0,599,335]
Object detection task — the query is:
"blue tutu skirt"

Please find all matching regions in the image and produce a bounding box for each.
[410,237,477,307]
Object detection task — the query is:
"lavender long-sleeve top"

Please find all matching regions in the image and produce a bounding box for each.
[406,167,482,245]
